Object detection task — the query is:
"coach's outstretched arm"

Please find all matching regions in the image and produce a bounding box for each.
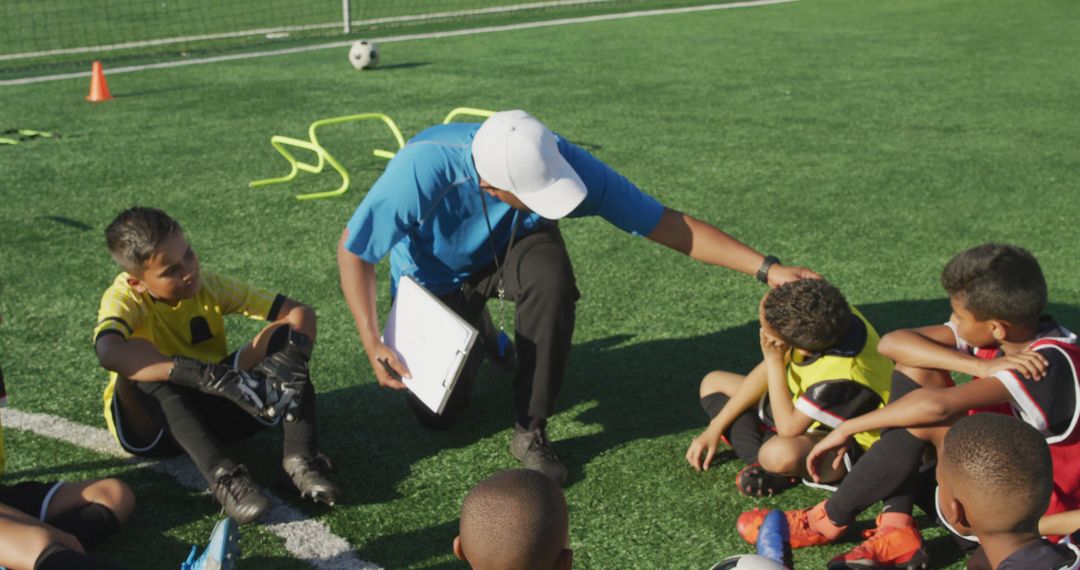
[645,208,818,287]
[337,228,411,390]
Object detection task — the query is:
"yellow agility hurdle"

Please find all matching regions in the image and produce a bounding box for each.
[251,108,494,201]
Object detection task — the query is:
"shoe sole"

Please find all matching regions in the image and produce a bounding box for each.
[203,518,242,570]
[828,551,930,570]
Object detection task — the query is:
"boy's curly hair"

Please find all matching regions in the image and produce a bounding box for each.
[762,279,851,353]
[105,207,183,274]
[940,243,1046,327]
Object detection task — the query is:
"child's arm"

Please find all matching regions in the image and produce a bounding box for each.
[1039,510,1080,538]
[94,335,172,382]
[879,325,1047,380]
[806,378,1013,479]
[686,364,769,471]
[760,329,814,437]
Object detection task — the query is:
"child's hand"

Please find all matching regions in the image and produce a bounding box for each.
[685,427,724,472]
[806,428,851,482]
[759,328,789,362]
[979,349,1049,381]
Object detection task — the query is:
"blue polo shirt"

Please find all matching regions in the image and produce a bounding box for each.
[344,122,665,295]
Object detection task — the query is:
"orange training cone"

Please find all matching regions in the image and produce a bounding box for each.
[86,61,112,102]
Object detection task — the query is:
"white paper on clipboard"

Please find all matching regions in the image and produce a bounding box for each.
[381,275,479,415]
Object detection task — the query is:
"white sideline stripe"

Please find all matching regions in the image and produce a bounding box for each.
[0,0,615,62]
[0,0,797,87]
[2,408,377,570]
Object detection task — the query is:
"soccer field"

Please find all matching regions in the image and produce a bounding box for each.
[1,0,1079,567]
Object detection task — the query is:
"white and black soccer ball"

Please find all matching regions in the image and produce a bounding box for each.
[709,554,788,570]
[348,40,380,70]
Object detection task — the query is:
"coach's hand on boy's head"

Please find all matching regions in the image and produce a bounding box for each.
[765,264,821,289]
[978,349,1049,381]
[805,426,853,483]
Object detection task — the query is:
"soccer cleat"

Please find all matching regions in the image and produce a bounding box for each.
[171,357,283,421]
[736,463,799,497]
[511,427,568,486]
[756,510,793,568]
[737,503,842,549]
[210,465,270,524]
[827,516,929,569]
[181,517,241,570]
[283,453,340,506]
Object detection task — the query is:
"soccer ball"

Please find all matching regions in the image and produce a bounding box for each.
[348,40,380,70]
[709,554,787,570]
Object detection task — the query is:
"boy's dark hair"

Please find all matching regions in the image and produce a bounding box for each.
[940,243,1046,327]
[460,469,568,570]
[762,279,851,353]
[104,207,183,274]
[943,413,1051,532]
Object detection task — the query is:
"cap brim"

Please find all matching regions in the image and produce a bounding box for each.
[516,159,587,220]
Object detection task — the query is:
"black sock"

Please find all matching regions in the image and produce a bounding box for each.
[46,503,120,550]
[700,393,767,465]
[146,382,236,481]
[825,427,926,526]
[34,543,131,570]
[283,381,317,458]
[889,370,922,404]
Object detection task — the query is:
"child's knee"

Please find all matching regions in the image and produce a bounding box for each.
[85,479,135,523]
[757,438,802,475]
[699,371,738,399]
[894,363,951,389]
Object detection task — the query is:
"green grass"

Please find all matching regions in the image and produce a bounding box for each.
[2,0,1080,567]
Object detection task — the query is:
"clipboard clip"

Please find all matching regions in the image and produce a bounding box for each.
[442,349,468,387]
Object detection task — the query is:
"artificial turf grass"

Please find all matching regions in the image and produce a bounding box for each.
[2,0,1080,566]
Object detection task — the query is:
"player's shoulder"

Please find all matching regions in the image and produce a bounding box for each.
[100,272,141,301]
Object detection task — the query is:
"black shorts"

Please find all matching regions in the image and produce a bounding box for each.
[0,480,64,521]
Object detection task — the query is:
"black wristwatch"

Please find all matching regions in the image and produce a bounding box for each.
[757,255,780,284]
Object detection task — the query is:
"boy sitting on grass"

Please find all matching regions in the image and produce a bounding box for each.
[737,243,1079,569]
[686,279,893,496]
[93,207,339,524]
[454,469,572,570]
[938,413,1079,570]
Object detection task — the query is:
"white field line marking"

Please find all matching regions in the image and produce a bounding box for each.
[0,0,797,87]
[3,408,377,570]
[0,0,616,62]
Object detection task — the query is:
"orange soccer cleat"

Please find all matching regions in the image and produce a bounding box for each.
[737,501,844,549]
[827,514,929,569]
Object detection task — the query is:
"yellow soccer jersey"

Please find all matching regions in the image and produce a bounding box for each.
[93,270,283,443]
[762,306,893,451]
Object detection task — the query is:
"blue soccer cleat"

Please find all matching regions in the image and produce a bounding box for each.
[755,509,793,569]
[181,517,241,570]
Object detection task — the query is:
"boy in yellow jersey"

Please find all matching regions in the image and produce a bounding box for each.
[686,279,892,496]
[93,207,338,524]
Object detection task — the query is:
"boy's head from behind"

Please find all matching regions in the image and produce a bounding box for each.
[761,279,851,353]
[938,413,1051,538]
[105,207,200,303]
[941,243,1046,345]
[454,469,571,570]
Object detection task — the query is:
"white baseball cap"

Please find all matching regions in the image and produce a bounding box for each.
[472,110,587,220]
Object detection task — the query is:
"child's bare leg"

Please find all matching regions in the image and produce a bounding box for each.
[758,434,847,482]
[699,370,746,399]
[43,479,134,550]
[699,363,770,466]
[0,503,84,570]
[235,322,291,370]
[894,362,953,391]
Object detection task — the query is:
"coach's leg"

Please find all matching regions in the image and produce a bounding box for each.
[495,226,577,485]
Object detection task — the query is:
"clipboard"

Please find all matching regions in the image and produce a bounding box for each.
[381,275,479,414]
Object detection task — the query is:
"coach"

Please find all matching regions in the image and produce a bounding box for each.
[336,110,816,485]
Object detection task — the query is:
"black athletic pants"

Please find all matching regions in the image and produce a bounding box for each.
[406,224,579,431]
[119,327,318,483]
[824,371,937,525]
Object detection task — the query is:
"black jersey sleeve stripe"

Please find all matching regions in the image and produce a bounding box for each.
[97,316,133,336]
[94,329,127,344]
[267,294,286,321]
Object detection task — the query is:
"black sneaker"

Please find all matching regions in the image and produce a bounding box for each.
[735,463,799,497]
[283,453,340,506]
[510,427,568,486]
[211,465,270,524]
